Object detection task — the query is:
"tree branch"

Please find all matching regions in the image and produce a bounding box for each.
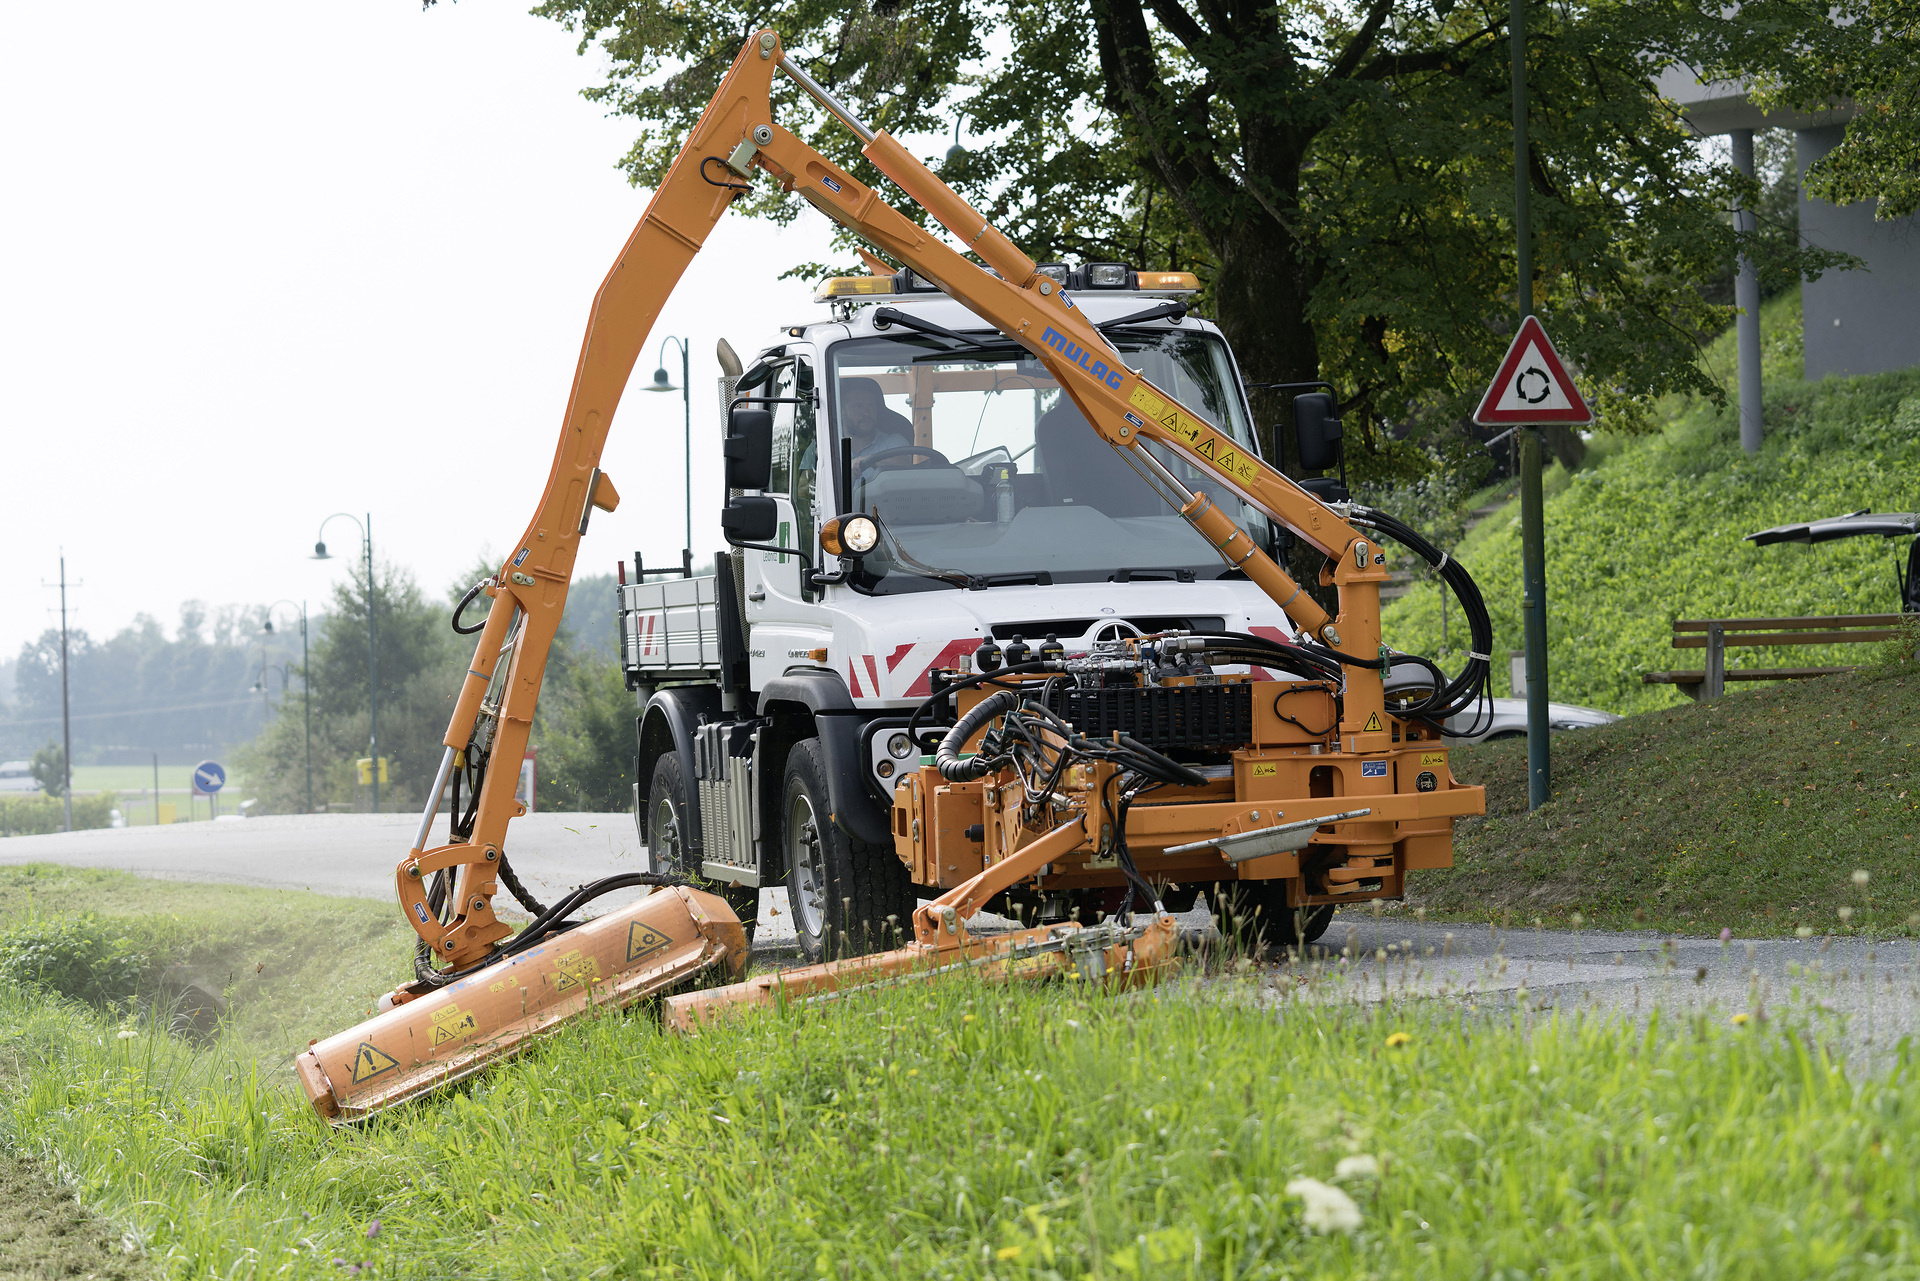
[1328,0,1396,82]
[1147,0,1211,50]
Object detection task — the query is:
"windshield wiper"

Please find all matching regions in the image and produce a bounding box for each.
[870,307,1008,354]
[1096,301,1187,331]
[966,571,1054,591]
[1109,568,1197,583]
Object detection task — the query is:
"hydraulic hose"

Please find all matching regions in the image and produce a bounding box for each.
[936,689,1019,780]
[1345,504,1495,730]
[905,660,1054,751]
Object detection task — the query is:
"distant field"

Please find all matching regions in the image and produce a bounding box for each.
[67,764,246,795]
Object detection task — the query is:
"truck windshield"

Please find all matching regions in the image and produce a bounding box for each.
[826,327,1273,594]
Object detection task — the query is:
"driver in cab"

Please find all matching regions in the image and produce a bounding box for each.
[840,377,913,475]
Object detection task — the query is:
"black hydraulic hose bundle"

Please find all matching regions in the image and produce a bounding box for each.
[413,869,697,986]
[1342,504,1495,733]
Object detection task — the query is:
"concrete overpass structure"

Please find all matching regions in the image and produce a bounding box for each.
[1657,66,1920,451]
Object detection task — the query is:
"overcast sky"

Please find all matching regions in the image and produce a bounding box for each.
[1,1,843,660]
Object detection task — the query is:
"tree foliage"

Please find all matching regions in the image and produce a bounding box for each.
[1703,0,1920,220]
[533,0,1844,484]
[237,562,464,814]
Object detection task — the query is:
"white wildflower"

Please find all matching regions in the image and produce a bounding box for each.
[1333,1154,1379,1181]
[1852,869,1871,887]
[1287,1177,1362,1234]
[116,1030,138,1040]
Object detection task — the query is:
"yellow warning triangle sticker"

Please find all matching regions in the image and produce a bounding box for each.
[627,922,672,963]
[1363,711,1383,732]
[350,1041,399,1083]
[555,970,580,992]
[432,1023,466,1047]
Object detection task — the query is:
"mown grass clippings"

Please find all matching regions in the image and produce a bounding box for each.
[0,1146,146,1280]
[1426,664,1920,936]
[4,948,1920,1279]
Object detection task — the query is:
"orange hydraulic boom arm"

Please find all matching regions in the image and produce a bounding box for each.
[399,29,1393,975]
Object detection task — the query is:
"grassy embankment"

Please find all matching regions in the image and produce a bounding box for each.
[3,865,1920,1277]
[1384,289,1920,715]
[1421,652,1919,935]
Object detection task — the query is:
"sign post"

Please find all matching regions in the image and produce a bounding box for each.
[192,759,227,822]
[1473,316,1591,811]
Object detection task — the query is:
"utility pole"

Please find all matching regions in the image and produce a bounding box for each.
[1729,129,1764,456]
[366,514,378,814]
[58,552,73,833]
[1512,0,1551,811]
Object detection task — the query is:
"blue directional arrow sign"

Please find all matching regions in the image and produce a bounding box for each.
[192,761,227,794]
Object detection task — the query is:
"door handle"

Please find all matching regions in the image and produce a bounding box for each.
[747,586,767,602]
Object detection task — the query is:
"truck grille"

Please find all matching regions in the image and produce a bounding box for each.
[1044,683,1253,752]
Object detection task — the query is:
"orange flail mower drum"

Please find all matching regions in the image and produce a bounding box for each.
[297,886,744,1120]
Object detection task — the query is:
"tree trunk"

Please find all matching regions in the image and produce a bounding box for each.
[1208,212,1323,468]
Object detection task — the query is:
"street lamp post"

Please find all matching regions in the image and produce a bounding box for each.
[262,601,313,815]
[643,336,693,560]
[312,514,378,812]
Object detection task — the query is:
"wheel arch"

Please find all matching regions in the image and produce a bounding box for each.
[756,670,892,848]
[636,684,722,850]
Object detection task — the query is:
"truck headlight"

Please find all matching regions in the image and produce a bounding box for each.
[821,513,879,557]
[887,732,913,759]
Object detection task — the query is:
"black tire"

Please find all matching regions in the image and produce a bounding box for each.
[1212,880,1335,952]
[783,738,915,961]
[645,751,757,938]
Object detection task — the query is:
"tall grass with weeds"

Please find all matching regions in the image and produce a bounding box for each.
[5,961,1920,1278]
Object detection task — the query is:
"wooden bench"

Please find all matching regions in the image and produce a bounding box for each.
[1642,614,1905,700]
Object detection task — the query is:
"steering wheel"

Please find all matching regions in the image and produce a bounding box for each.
[860,444,951,469]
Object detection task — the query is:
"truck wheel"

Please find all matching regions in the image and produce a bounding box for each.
[1213,882,1334,952]
[783,739,914,961]
[645,751,758,938]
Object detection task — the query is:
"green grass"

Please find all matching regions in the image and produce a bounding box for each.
[1423,659,1920,935]
[68,765,209,794]
[3,956,1919,1279]
[0,864,415,1064]
[1383,289,1920,715]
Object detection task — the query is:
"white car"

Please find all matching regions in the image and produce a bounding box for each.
[0,761,41,793]
[1443,697,1619,743]
[1381,669,1619,743]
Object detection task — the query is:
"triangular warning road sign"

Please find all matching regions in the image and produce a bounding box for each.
[1472,316,1592,426]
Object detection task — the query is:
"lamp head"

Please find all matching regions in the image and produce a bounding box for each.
[646,367,677,393]
[312,541,331,560]
[260,619,274,634]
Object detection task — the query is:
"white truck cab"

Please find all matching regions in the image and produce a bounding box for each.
[620,264,1309,959]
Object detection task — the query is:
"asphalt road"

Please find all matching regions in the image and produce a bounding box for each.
[1276,911,1919,1067]
[7,815,1912,1061]
[0,811,806,941]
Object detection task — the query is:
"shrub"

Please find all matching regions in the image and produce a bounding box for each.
[0,793,118,838]
[0,915,149,1007]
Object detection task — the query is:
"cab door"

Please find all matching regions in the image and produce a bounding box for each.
[743,356,831,689]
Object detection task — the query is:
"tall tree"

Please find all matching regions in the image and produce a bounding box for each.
[1700,0,1920,220]
[532,0,1841,480]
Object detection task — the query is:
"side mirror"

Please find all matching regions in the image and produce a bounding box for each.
[721,495,778,542]
[724,408,774,490]
[1292,392,1342,472]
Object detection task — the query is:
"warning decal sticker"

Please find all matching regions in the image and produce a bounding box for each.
[349,1041,400,1084]
[627,923,672,964]
[1419,751,1447,767]
[1361,760,1389,778]
[429,1006,478,1047]
[551,949,602,993]
[1362,711,1383,732]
